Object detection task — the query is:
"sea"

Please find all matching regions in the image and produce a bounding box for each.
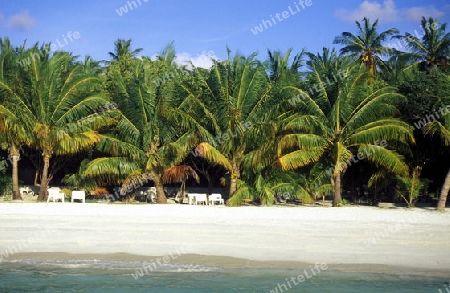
[0,259,447,293]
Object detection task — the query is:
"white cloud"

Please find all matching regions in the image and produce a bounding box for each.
[175,52,219,70]
[7,11,36,30]
[404,7,444,22]
[335,0,399,23]
[335,0,447,24]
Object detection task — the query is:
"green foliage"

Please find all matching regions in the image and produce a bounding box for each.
[333,17,399,76]
[277,63,413,206]
[0,172,12,196]
[396,166,430,207]
[62,159,97,191]
[0,17,449,207]
[393,17,450,72]
[60,188,72,196]
[337,199,349,207]
[227,169,315,206]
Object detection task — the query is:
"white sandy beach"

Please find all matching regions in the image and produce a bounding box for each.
[0,203,449,276]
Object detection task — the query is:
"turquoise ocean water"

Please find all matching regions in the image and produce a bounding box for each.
[0,259,447,292]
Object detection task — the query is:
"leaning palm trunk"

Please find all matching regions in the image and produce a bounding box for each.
[437,167,450,212]
[38,154,50,200]
[333,173,342,207]
[154,174,167,204]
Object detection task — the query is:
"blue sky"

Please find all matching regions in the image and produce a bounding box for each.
[1,0,449,67]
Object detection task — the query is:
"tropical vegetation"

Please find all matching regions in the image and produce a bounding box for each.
[0,16,449,210]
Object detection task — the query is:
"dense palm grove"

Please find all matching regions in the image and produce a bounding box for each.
[0,17,449,209]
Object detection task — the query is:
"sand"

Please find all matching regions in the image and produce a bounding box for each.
[0,203,449,276]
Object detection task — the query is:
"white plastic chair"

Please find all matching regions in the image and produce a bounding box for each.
[47,187,64,203]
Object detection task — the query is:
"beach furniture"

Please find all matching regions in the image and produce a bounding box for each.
[208,193,224,205]
[175,189,189,203]
[47,187,65,203]
[140,187,156,203]
[187,193,208,205]
[71,190,86,203]
[20,186,35,196]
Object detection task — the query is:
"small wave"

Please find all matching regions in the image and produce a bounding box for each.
[155,263,219,273]
[3,258,220,273]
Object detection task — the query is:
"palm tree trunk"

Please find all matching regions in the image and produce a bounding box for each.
[10,145,22,200]
[37,154,51,201]
[154,174,167,204]
[207,175,214,195]
[369,56,376,77]
[229,160,240,197]
[34,170,39,186]
[178,181,186,204]
[333,172,342,207]
[437,167,450,212]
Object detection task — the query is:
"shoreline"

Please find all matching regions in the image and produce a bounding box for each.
[4,252,450,278]
[1,203,449,277]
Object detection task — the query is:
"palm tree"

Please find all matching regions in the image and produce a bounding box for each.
[82,55,104,75]
[84,55,195,203]
[62,159,98,191]
[277,65,414,206]
[394,17,450,72]
[181,50,279,199]
[265,48,304,83]
[333,17,399,77]
[2,50,115,200]
[306,47,349,73]
[423,82,450,211]
[0,38,33,200]
[162,165,199,203]
[396,165,430,207]
[379,54,415,84]
[155,41,177,67]
[305,47,353,103]
[108,39,143,61]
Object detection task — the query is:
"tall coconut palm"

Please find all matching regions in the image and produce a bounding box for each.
[108,39,143,61]
[394,17,450,72]
[84,55,196,203]
[0,38,33,200]
[155,41,177,67]
[2,49,115,200]
[423,76,450,211]
[277,65,414,206]
[265,48,304,83]
[306,47,349,74]
[305,47,353,104]
[181,50,282,198]
[333,17,399,77]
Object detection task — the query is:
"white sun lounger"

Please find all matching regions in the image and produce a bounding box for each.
[187,193,208,205]
[208,193,224,205]
[71,190,86,203]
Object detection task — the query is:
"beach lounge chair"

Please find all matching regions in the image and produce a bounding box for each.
[47,187,65,203]
[187,193,195,205]
[71,190,86,203]
[208,193,224,205]
[187,193,208,205]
